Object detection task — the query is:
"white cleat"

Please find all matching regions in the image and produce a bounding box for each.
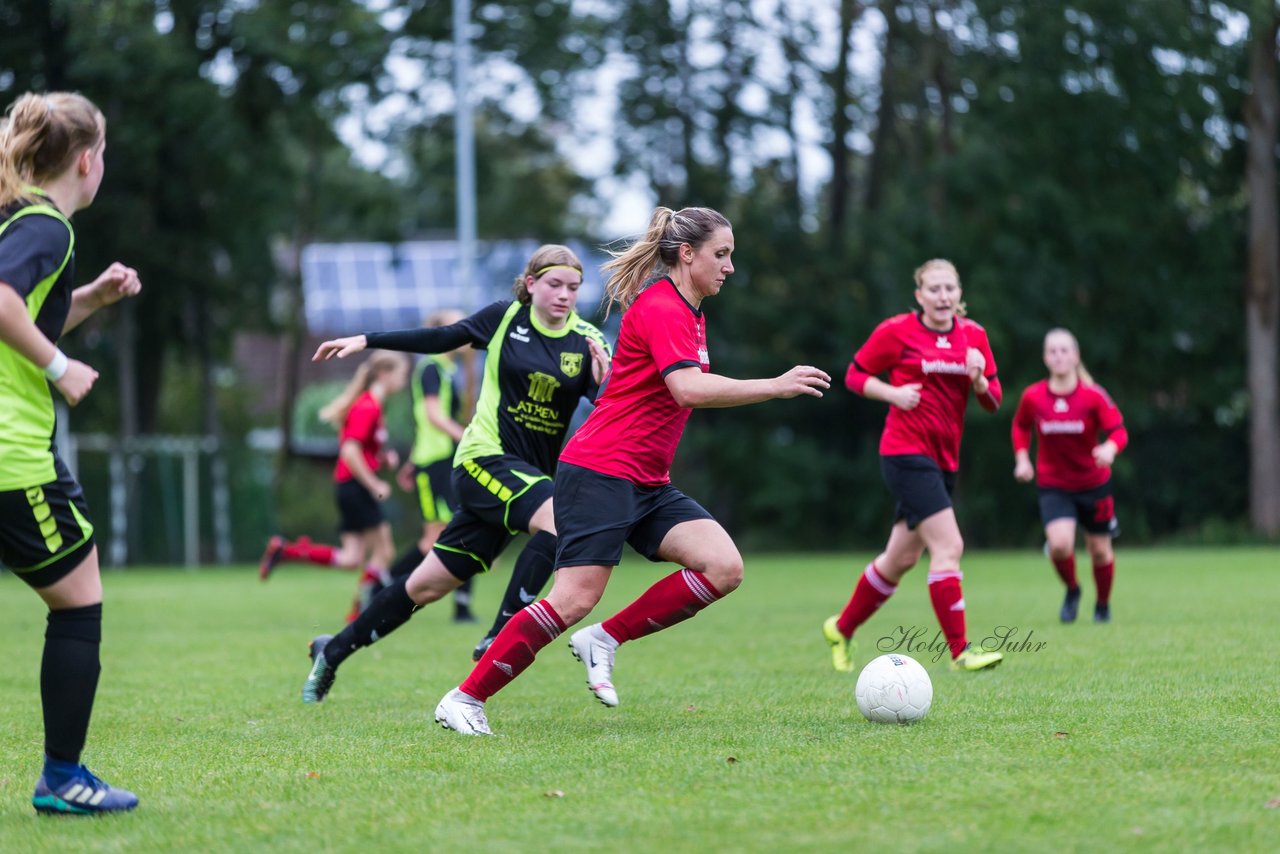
[434,688,493,736]
[569,625,619,708]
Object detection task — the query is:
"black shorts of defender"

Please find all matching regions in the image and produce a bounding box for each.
[0,457,96,589]
[414,459,458,524]
[336,479,384,533]
[880,454,957,530]
[431,454,554,582]
[1038,480,1120,537]
[552,462,714,568]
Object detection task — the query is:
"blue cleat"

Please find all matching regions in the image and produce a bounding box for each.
[33,762,138,816]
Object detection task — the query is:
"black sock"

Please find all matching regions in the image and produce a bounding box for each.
[324,576,418,669]
[454,577,473,612]
[387,544,426,581]
[42,603,102,764]
[485,531,557,638]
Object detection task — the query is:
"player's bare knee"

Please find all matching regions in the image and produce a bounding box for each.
[1088,543,1113,565]
[693,547,742,594]
[1048,542,1074,562]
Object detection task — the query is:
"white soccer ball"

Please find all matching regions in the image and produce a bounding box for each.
[855,653,933,724]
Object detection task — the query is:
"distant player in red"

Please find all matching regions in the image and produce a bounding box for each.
[823,258,1005,674]
[259,350,410,621]
[433,205,831,735]
[1012,328,1127,623]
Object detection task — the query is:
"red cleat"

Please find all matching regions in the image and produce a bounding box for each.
[259,535,285,581]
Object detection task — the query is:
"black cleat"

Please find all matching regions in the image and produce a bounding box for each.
[471,634,495,662]
[302,634,336,703]
[1060,587,1082,623]
[1093,603,1111,624]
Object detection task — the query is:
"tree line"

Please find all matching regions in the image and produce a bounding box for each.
[2,0,1276,547]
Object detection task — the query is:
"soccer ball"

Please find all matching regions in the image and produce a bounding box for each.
[855,654,933,724]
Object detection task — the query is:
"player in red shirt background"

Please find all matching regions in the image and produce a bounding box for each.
[259,350,410,621]
[434,205,831,735]
[824,259,1005,674]
[1012,328,1127,623]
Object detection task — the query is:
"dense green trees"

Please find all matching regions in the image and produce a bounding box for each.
[3,1,1275,548]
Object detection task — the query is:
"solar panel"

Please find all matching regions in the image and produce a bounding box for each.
[300,239,609,335]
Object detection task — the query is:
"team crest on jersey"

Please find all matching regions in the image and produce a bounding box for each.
[935,336,951,349]
[560,352,583,378]
[1053,398,1069,413]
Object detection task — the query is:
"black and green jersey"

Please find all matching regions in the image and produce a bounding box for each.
[366,300,609,476]
[0,190,76,491]
[410,354,462,466]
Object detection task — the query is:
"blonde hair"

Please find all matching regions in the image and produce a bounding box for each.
[913,258,967,317]
[1044,327,1094,386]
[512,244,583,305]
[0,92,104,207]
[318,350,409,427]
[424,308,465,328]
[601,206,732,315]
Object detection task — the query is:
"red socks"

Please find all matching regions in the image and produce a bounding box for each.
[601,569,722,644]
[836,562,897,638]
[1051,554,1078,590]
[927,570,968,659]
[1093,560,1114,605]
[282,537,337,566]
[460,600,566,701]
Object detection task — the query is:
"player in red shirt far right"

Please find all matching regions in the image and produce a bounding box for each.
[1012,328,1127,623]
[823,259,1005,674]
[433,205,830,735]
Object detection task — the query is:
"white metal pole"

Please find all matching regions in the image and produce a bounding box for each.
[454,0,477,299]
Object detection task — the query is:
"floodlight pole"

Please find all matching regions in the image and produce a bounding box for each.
[454,0,477,297]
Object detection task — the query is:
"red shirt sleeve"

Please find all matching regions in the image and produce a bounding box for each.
[641,295,701,375]
[1011,387,1035,452]
[971,325,1001,411]
[1093,386,1127,452]
[847,321,901,395]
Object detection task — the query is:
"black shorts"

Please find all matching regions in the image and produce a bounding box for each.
[431,454,554,581]
[0,456,96,588]
[880,454,956,530]
[1038,480,1119,537]
[414,460,457,524]
[336,479,384,533]
[553,462,714,568]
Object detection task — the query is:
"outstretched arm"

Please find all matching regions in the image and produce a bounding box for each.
[664,364,830,409]
[64,262,141,333]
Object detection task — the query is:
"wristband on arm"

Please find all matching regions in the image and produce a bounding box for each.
[43,348,68,381]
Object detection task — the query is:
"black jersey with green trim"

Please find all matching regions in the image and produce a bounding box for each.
[0,193,77,490]
[366,300,609,476]
[455,301,608,474]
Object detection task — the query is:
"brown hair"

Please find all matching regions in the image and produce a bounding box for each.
[511,244,583,305]
[601,206,732,315]
[913,258,967,317]
[318,350,409,427]
[0,92,104,207]
[1044,327,1095,386]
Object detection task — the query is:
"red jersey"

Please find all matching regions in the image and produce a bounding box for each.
[334,391,388,484]
[845,312,1002,472]
[561,278,708,487]
[1012,379,1127,491]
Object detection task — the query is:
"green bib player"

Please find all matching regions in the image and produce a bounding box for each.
[0,91,140,815]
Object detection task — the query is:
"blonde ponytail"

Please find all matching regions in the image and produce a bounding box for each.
[318,351,406,427]
[601,205,732,316]
[0,92,104,207]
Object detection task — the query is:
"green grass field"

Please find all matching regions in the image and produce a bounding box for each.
[1,547,1277,852]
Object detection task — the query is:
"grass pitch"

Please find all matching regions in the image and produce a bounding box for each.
[1,547,1277,852]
